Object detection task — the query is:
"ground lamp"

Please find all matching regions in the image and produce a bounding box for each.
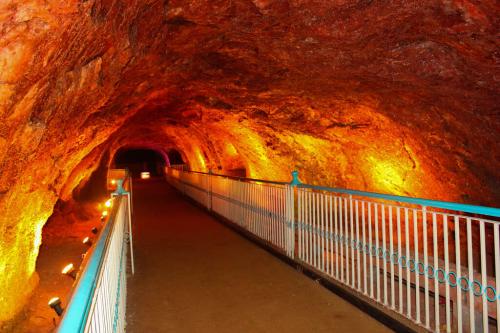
[83,237,92,246]
[61,263,77,280]
[48,297,63,316]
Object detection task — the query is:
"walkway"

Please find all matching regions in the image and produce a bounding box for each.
[126,178,391,332]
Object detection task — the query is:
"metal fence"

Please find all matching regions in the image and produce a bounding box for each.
[166,167,500,333]
[58,172,133,333]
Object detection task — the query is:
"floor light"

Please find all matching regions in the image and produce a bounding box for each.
[61,263,76,279]
[48,297,63,316]
[83,237,92,246]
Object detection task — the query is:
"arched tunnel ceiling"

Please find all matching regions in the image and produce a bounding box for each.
[0,0,499,324]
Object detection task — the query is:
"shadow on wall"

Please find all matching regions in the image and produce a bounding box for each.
[113,148,166,177]
[73,150,109,202]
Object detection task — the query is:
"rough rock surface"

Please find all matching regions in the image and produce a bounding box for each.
[0,0,498,324]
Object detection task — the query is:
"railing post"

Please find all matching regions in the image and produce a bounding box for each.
[208,169,213,211]
[287,170,301,258]
[112,179,135,275]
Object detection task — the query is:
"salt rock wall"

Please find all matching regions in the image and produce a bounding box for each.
[0,0,498,324]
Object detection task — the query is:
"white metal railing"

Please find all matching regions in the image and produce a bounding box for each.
[58,171,133,333]
[169,164,188,171]
[166,167,500,333]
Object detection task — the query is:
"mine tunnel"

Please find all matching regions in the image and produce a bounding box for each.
[113,148,167,177]
[0,1,499,332]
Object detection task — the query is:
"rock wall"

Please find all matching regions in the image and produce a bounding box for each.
[0,0,498,324]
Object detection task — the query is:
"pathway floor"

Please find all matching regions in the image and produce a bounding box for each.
[126,178,392,333]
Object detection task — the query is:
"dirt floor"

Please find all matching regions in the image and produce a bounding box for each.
[126,178,393,333]
[8,202,103,333]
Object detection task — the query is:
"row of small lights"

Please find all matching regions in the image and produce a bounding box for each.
[48,195,114,317]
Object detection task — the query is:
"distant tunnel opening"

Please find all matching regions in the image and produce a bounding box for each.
[167,149,185,166]
[113,148,166,178]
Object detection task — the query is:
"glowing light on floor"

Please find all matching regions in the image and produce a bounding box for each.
[61,263,76,279]
[48,297,63,316]
[105,199,112,208]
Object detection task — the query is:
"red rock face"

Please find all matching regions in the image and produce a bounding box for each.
[0,0,498,324]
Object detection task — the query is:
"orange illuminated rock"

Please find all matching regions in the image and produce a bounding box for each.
[0,0,499,325]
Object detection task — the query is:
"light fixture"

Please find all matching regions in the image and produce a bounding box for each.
[104,199,112,208]
[83,237,92,246]
[101,210,108,221]
[91,227,98,234]
[111,179,116,185]
[141,171,150,179]
[61,263,76,279]
[48,297,63,316]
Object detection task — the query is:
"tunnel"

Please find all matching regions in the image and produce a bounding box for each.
[0,0,499,331]
[113,148,167,177]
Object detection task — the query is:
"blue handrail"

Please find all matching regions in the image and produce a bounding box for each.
[297,183,500,218]
[57,196,123,332]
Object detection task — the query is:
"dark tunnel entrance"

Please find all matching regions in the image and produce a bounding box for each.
[113,148,166,178]
[167,149,185,165]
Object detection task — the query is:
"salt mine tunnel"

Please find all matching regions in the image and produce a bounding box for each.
[0,0,499,332]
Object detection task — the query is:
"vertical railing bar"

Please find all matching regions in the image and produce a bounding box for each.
[273,186,277,247]
[313,192,318,269]
[329,195,334,277]
[264,185,268,242]
[274,188,281,248]
[350,195,355,288]
[382,204,388,305]
[467,217,475,333]
[298,189,302,260]
[455,216,463,333]
[276,186,280,249]
[317,192,321,270]
[375,203,380,301]
[335,196,339,279]
[397,207,402,313]
[479,220,488,333]
[389,206,395,309]
[362,201,367,295]
[290,185,295,257]
[345,197,350,286]
[433,212,440,331]
[494,222,500,333]
[321,193,325,272]
[443,214,451,333]
[282,186,286,250]
[303,189,307,262]
[308,191,313,265]
[356,200,361,291]
[405,208,411,318]
[423,206,430,328]
[369,202,374,298]
[340,197,344,282]
[414,209,421,324]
